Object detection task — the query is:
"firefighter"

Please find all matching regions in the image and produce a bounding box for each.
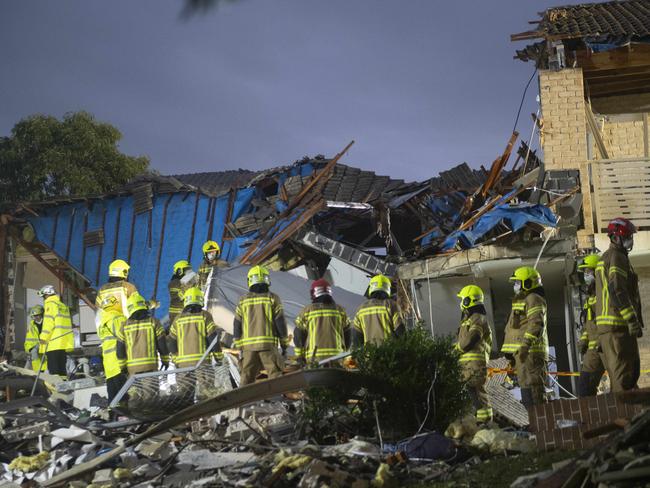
[169,260,193,324]
[116,292,170,375]
[294,279,350,366]
[97,296,127,403]
[501,267,549,407]
[198,240,228,292]
[38,285,75,378]
[168,287,221,368]
[24,305,47,373]
[96,259,139,316]
[352,274,404,346]
[455,285,493,422]
[595,218,643,392]
[233,265,289,385]
[576,254,605,397]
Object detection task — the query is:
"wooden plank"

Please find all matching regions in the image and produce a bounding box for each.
[577,44,650,73]
[585,103,610,159]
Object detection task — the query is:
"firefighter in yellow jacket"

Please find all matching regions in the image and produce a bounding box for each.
[38,285,75,378]
[352,274,404,346]
[96,259,139,316]
[98,296,128,403]
[576,254,605,397]
[500,267,549,407]
[595,218,643,392]
[24,305,47,373]
[168,260,193,324]
[116,292,170,375]
[455,285,493,422]
[198,241,229,292]
[233,266,289,385]
[168,287,221,368]
[294,279,350,366]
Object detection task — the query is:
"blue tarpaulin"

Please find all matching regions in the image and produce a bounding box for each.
[25,163,316,318]
[438,203,557,251]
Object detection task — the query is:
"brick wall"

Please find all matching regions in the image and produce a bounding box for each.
[634,266,650,388]
[592,113,649,159]
[539,68,594,237]
[528,393,643,451]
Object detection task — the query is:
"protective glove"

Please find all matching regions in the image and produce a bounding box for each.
[30,346,39,361]
[517,345,529,363]
[628,320,643,338]
[160,361,169,371]
[578,340,589,356]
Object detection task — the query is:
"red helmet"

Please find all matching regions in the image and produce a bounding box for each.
[607,218,636,238]
[310,279,332,300]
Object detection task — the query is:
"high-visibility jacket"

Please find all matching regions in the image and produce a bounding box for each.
[198,259,229,292]
[169,310,219,367]
[294,303,350,361]
[39,295,74,354]
[595,244,643,333]
[353,298,403,345]
[233,292,288,351]
[25,319,47,372]
[168,277,188,319]
[98,309,127,379]
[95,280,138,316]
[500,292,548,358]
[118,317,169,374]
[456,312,492,364]
[579,296,598,352]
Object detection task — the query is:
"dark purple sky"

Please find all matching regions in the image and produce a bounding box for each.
[0,0,586,181]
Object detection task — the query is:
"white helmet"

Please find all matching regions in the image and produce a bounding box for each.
[38,285,57,297]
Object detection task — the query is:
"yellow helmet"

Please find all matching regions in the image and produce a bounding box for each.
[457,285,484,309]
[126,292,148,318]
[109,259,130,279]
[173,260,191,275]
[578,254,599,270]
[202,240,221,256]
[509,266,542,291]
[30,305,44,317]
[247,265,270,288]
[100,295,121,311]
[183,287,204,307]
[369,274,391,295]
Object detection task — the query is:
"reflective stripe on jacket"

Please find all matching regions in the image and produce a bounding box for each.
[168,277,186,316]
[294,303,350,360]
[96,280,138,316]
[198,260,228,291]
[580,296,599,350]
[233,292,287,351]
[501,292,548,357]
[25,319,47,372]
[119,317,168,374]
[39,295,74,354]
[456,312,492,364]
[169,310,218,367]
[595,244,643,333]
[98,309,126,379]
[353,298,402,345]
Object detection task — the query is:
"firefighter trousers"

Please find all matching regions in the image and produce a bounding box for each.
[240,349,283,385]
[578,349,605,397]
[599,330,640,392]
[515,352,547,406]
[462,362,492,422]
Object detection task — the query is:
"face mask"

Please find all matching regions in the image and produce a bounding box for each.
[622,237,634,252]
[33,317,43,325]
[206,252,217,261]
[513,282,522,294]
[583,273,595,286]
